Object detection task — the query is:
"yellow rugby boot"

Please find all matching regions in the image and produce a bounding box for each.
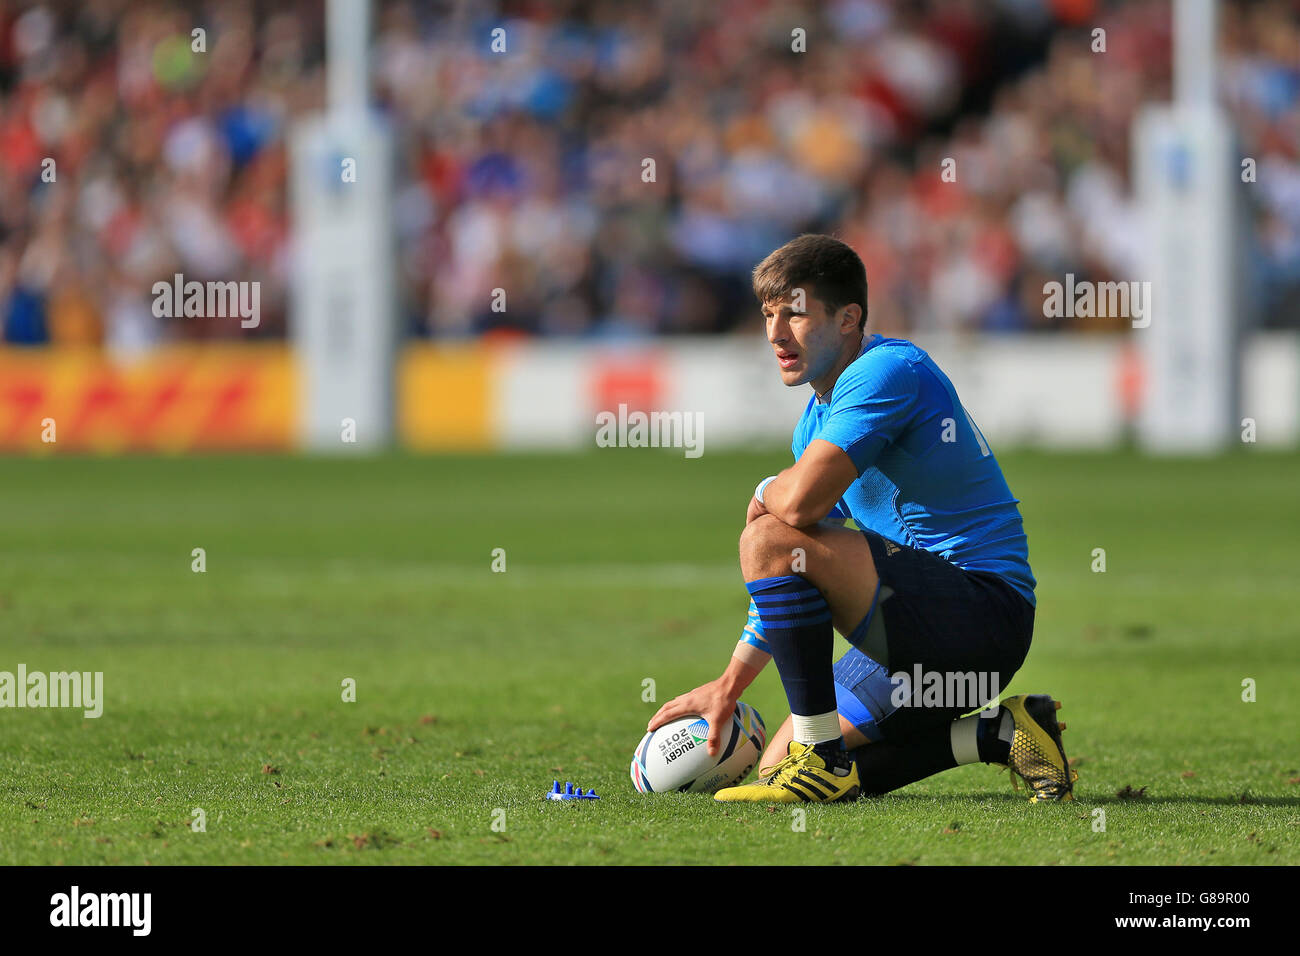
[1001,694,1078,802]
[714,740,860,803]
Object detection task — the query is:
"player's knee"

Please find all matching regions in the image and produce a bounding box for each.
[739,513,801,577]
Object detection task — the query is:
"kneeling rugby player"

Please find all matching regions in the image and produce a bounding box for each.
[648,234,1076,804]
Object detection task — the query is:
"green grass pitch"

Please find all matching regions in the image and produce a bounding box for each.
[1,448,1297,865]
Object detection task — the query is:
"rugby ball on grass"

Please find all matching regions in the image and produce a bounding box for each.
[630,701,766,794]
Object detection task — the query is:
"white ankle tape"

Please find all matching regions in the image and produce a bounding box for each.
[949,713,983,765]
[793,711,841,745]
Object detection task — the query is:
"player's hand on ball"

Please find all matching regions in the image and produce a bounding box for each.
[647,679,738,756]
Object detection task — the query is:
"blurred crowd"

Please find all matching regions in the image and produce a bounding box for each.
[0,0,1297,350]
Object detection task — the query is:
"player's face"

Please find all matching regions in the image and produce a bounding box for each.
[762,293,849,388]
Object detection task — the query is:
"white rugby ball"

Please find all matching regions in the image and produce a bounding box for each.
[630,701,766,794]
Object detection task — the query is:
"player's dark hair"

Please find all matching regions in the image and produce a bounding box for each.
[752,234,869,331]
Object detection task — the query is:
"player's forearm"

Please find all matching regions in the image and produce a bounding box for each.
[755,440,861,528]
[727,596,772,691]
[756,468,833,528]
[719,651,765,698]
[732,638,771,670]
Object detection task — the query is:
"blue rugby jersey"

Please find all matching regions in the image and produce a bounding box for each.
[739,334,1035,657]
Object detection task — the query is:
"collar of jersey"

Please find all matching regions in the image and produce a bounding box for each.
[815,335,878,405]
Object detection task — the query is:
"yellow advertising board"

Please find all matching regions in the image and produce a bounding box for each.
[0,346,296,453]
[0,343,495,453]
[397,343,493,450]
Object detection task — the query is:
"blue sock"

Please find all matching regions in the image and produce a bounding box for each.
[745,575,836,718]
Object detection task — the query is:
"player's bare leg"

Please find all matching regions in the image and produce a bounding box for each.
[736,513,1074,802]
[739,516,874,787]
[714,515,878,802]
[739,514,879,644]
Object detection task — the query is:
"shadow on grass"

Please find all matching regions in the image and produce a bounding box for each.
[1083,795,1300,808]
[866,792,1300,808]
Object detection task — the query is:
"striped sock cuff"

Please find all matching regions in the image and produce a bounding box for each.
[746,575,831,630]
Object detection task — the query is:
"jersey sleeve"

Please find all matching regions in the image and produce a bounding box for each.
[814,350,919,475]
